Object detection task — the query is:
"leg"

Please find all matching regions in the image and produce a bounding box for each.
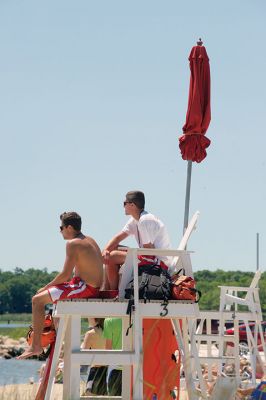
[102,264,110,290]
[105,250,127,290]
[91,366,108,395]
[108,369,122,396]
[17,290,51,359]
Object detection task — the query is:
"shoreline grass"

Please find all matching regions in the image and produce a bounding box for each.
[0,319,88,341]
[0,327,28,340]
[0,314,31,340]
[0,314,31,324]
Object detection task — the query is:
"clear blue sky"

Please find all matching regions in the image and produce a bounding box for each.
[0,0,265,273]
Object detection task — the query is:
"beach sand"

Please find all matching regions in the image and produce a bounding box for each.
[0,383,189,399]
[0,383,63,400]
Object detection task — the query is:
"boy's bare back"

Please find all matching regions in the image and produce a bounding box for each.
[69,235,103,288]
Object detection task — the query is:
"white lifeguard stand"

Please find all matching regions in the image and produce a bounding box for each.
[43,212,265,399]
[44,212,206,400]
[45,247,203,400]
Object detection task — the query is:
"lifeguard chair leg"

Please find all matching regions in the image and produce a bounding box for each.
[122,317,132,399]
[45,315,68,400]
[63,315,81,400]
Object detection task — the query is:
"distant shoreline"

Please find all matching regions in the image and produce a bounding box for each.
[0,324,28,328]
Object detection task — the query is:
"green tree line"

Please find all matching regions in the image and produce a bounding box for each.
[0,268,265,318]
[0,268,57,313]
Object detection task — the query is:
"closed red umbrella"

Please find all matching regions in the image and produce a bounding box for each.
[179,39,211,230]
[179,39,211,162]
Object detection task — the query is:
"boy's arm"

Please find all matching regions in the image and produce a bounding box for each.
[37,241,76,293]
[105,339,113,350]
[102,231,128,263]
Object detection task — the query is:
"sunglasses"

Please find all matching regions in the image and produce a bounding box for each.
[60,225,66,231]
[123,201,133,206]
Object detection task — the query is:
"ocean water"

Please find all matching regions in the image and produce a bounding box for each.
[0,358,43,386]
[0,323,29,328]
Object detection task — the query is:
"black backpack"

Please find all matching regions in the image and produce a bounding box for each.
[125,264,172,335]
[124,264,171,302]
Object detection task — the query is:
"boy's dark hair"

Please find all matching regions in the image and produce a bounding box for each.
[126,191,145,210]
[60,211,82,231]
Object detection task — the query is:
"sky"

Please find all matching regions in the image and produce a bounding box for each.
[0,0,265,273]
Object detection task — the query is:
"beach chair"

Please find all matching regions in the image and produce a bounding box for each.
[219,270,262,317]
[219,270,264,385]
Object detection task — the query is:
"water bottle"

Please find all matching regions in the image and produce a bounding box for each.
[152,394,157,400]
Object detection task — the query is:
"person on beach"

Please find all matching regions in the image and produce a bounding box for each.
[82,318,106,351]
[102,190,172,290]
[17,211,103,360]
[82,318,108,396]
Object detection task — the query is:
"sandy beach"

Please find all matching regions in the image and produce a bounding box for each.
[0,383,63,400]
[1,344,264,399]
[0,383,189,399]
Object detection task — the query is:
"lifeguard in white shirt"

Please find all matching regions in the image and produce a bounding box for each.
[102,190,172,290]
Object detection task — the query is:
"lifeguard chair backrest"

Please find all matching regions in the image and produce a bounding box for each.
[170,211,200,275]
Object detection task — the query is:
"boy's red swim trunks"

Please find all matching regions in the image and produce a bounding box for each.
[48,276,99,303]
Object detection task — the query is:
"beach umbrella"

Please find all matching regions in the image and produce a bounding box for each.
[179,39,211,231]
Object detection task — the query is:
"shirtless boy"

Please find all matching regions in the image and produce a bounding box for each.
[17,211,103,360]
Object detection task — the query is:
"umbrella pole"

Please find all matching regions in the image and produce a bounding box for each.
[183,160,192,234]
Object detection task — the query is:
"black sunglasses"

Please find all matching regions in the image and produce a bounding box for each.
[123,201,133,206]
[60,225,66,231]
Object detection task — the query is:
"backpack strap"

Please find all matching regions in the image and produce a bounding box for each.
[173,268,185,277]
[193,288,202,303]
[126,298,134,336]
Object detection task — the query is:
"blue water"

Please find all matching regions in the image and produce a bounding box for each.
[0,358,43,386]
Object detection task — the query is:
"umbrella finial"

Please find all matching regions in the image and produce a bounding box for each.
[197,38,203,46]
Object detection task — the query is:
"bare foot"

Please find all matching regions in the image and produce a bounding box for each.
[16,346,43,360]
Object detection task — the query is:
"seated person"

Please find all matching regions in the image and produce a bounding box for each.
[82,318,107,396]
[82,318,106,350]
[102,190,172,290]
[18,211,103,359]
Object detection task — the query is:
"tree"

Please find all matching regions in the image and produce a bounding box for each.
[6,277,32,313]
